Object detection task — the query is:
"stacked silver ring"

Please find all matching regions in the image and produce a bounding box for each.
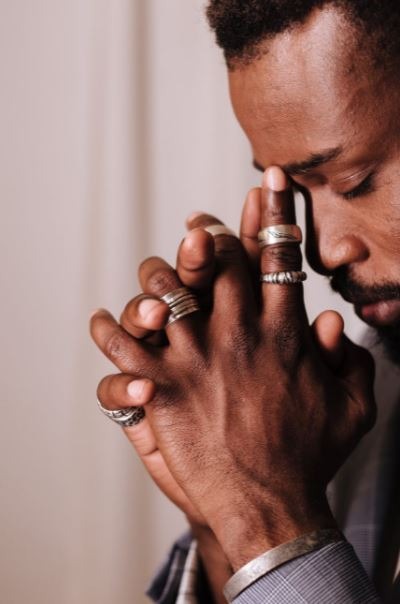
[260,271,307,285]
[161,286,200,325]
[97,398,145,427]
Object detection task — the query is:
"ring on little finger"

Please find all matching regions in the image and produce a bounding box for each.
[161,286,200,325]
[258,224,302,247]
[97,398,145,427]
[260,270,307,285]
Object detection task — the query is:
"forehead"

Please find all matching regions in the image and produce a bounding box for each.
[228,7,396,167]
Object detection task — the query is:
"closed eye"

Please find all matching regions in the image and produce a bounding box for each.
[340,172,376,200]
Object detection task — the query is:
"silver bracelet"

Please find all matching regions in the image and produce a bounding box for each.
[223,528,344,602]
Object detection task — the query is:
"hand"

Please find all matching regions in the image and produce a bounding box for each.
[92,189,263,525]
[91,167,376,572]
[92,200,263,600]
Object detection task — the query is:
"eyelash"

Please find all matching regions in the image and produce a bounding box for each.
[341,172,376,200]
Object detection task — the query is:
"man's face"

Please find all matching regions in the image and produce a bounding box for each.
[229,7,400,362]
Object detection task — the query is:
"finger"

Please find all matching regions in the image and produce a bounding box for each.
[97,373,156,410]
[123,409,204,522]
[123,416,158,457]
[185,213,256,321]
[90,308,158,375]
[338,338,377,436]
[129,436,199,518]
[260,166,306,321]
[240,187,262,268]
[120,294,169,343]
[138,257,202,346]
[185,211,224,231]
[176,227,216,290]
[312,311,345,370]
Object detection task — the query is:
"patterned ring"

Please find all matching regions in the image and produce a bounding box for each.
[161,287,194,306]
[258,224,303,248]
[97,398,145,427]
[260,271,307,285]
[161,286,200,326]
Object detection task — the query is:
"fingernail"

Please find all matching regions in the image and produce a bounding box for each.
[127,380,145,401]
[263,166,288,192]
[182,230,198,251]
[138,298,161,319]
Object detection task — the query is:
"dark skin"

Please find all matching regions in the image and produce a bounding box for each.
[90,6,400,602]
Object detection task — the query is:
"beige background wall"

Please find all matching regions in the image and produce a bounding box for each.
[0,1,365,603]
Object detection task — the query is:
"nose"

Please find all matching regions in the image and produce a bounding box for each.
[304,195,369,276]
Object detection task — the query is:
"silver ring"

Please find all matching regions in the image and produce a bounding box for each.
[258,224,302,247]
[203,225,237,238]
[161,286,200,325]
[260,271,307,285]
[97,398,145,427]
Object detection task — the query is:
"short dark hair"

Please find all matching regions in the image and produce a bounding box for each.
[206,1,400,69]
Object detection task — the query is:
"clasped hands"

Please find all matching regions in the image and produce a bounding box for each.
[90,166,376,572]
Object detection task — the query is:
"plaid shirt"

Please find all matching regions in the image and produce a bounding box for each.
[147,337,400,603]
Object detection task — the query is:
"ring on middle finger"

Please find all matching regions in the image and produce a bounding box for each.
[258,224,302,248]
[161,286,200,325]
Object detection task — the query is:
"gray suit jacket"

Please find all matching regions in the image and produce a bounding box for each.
[148,338,400,603]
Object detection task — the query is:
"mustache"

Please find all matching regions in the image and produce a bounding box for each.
[330,267,400,306]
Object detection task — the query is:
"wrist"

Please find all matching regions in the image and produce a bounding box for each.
[188,521,233,604]
[208,491,337,571]
[188,521,232,572]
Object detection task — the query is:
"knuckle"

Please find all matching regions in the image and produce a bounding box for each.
[266,206,286,220]
[269,319,304,365]
[105,330,124,362]
[262,245,302,271]
[220,319,256,359]
[214,237,243,261]
[96,377,112,408]
[146,267,177,295]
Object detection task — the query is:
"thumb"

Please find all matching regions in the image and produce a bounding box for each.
[312,310,345,370]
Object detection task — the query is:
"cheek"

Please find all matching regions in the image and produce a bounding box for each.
[369,175,400,251]
[358,184,400,279]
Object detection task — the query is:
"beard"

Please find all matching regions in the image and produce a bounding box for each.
[330,267,400,365]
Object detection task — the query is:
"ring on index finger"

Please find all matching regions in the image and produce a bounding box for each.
[258,224,302,247]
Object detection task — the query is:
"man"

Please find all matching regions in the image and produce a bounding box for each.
[90,1,400,602]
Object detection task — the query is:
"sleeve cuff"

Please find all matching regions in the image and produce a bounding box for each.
[233,541,381,603]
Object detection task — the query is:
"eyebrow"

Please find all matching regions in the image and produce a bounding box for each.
[253,146,344,176]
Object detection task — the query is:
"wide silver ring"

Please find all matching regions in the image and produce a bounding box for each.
[260,271,307,285]
[161,286,200,325]
[203,224,237,238]
[97,398,145,427]
[258,224,302,247]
